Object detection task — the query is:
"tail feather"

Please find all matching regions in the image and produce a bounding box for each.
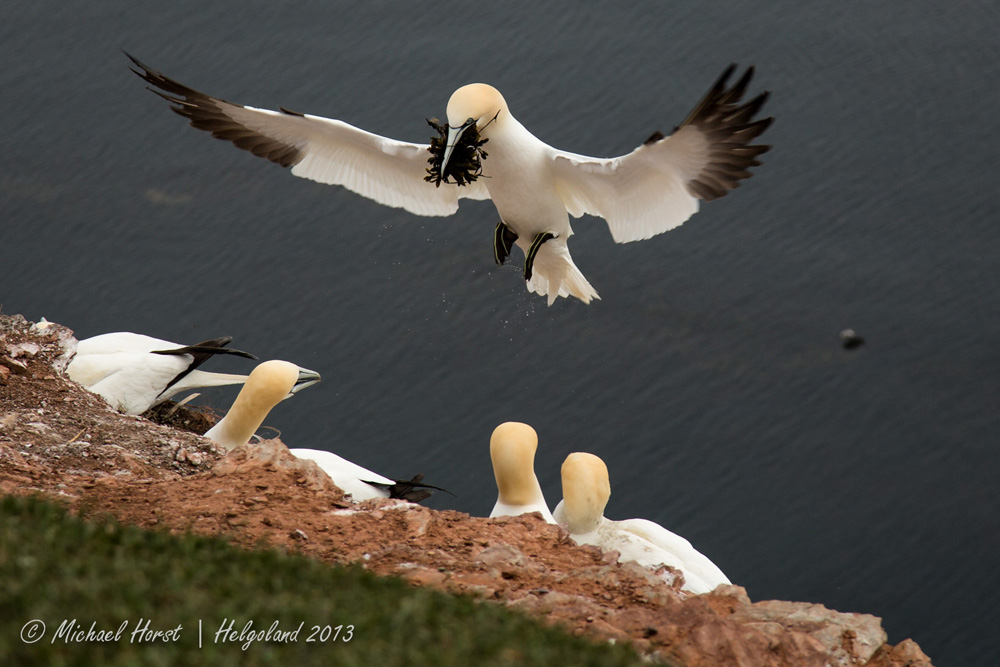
[525,241,600,305]
[363,473,454,503]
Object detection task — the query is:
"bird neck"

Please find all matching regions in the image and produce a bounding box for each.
[481,111,527,145]
[562,503,604,535]
[205,387,275,450]
[497,468,544,506]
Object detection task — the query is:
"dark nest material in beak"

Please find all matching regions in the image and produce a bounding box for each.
[424,118,488,187]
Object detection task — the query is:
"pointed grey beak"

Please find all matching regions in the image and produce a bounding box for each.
[287,366,321,397]
[440,117,478,177]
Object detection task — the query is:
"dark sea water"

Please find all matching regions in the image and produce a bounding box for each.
[2,2,997,664]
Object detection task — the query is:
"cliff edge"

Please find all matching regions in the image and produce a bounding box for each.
[0,314,933,667]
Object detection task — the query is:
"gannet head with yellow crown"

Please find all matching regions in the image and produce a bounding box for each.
[554,452,611,535]
[488,421,556,523]
[439,84,510,176]
[203,359,320,451]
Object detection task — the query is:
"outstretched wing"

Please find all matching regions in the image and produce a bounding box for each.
[127,53,490,216]
[551,65,772,243]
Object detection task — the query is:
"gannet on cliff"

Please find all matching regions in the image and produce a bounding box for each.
[489,422,556,523]
[553,452,731,594]
[128,53,772,305]
[67,332,258,414]
[290,448,447,503]
[201,361,438,501]
[203,359,321,450]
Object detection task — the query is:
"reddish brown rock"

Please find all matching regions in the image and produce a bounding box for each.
[731,599,886,665]
[865,638,934,667]
[0,314,936,666]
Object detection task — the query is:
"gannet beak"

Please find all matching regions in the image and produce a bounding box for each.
[440,117,478,178]
[286,366,321,398]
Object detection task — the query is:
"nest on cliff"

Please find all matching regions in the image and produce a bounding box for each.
[424,118,488,187]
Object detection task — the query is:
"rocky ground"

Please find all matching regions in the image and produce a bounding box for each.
[0,314,934,667]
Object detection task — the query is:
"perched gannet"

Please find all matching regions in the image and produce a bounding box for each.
[290,448,448,503]
[202,362,440,502]
[66,332,258,414]
[489,422,556,523]
[203,359,321,450]
[128,54,772,304]
[553,452,731,594]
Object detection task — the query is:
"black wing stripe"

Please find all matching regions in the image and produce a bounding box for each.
[127,52,305,169]
[151,336,257,393]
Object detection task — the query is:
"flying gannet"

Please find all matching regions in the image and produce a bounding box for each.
[67,331,258,415]
[127,54,772,304]
[489,421,556,523]
[553,452,731,594]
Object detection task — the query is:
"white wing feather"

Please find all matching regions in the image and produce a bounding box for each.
[552,65,772,244]
[552,126,707,243]
[616,517,731,590]
[291,448,394,501]
[129,54,489,217]
[233,106,490,216]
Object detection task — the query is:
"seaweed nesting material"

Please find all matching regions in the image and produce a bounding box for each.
[424,118,489,187]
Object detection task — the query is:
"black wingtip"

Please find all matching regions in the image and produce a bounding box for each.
[151,338,258,362]
[123,50,155,78]
[669,64,773,202]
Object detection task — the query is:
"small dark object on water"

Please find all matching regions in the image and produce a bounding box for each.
[425,118,488,187]
[840,329,865,349]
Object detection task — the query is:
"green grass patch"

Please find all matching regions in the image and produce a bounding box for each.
[0,495,646,666]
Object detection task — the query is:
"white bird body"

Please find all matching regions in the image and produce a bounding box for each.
[469,110,564,231]
[470,110,597,303]
[290,448,394,501]
[130,56,771,304]
[488,422,556,523]
[67,332,254,414]
[554,452,730,594]
[615,517,731,593]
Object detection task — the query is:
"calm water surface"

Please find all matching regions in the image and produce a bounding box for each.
[2,3,998,665]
